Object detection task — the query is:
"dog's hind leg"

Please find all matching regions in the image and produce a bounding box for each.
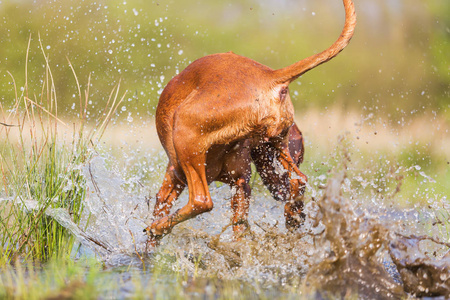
[146,165,185,247]
[148,158,212,235]
[147,111,214,239]
[153,165,186,219]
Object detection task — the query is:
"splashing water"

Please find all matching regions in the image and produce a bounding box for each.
[80,156,151,257]
[41,149,449,297]
[389,235,450,297]
[305,172,405,299]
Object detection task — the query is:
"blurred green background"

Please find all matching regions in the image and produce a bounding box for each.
[0,0,448,121]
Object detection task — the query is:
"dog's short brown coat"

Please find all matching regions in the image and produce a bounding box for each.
[145,0,356,245]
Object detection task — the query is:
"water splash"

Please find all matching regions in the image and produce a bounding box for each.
[35,151,449,297]
[389,234,450,297]
[305,172,405,299]
[80,156,151,257]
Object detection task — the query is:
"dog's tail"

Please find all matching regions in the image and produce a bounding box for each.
[273,0,356,84]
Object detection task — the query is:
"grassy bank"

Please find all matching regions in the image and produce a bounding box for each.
[0,38,124,263]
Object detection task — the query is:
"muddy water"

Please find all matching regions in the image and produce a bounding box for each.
[59,153,449,298]
[389,235,450,297]
[305,172,405,299]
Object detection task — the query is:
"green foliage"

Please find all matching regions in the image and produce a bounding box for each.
[0,39,124,263]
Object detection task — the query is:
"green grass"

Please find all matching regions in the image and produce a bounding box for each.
[0,36,124,263]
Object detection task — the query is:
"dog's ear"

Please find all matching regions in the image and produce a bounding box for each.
[288,123,304,165]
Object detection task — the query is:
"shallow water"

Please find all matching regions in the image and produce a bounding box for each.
[44,151,448,298]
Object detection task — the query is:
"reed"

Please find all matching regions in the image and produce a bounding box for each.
[0,36,125,263]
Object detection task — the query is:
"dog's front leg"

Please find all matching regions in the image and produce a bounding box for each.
[230,178,251,239]
[274,142,308,229]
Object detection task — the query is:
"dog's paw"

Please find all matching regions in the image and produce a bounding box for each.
[285,211,306,230]
[143,227,163,249]
[284,198,305,230]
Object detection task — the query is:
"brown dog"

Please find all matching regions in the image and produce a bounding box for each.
[145,0,356,245]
